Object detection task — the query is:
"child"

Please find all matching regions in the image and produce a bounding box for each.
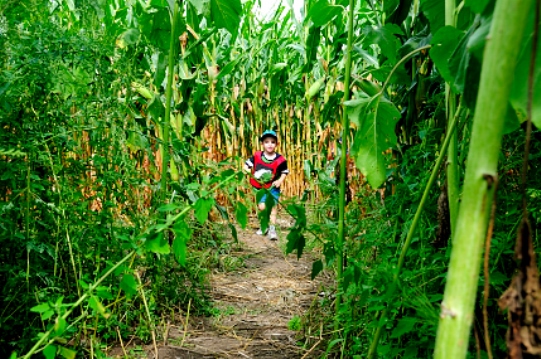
[244,130,289,240]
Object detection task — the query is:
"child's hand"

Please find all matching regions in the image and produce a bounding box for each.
[272,180,282,188]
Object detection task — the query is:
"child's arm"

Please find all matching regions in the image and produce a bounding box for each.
[272,173,287,188]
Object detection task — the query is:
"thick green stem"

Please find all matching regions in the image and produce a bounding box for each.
[434,0,533,357]
[336,0,355,327]
[367,104,463,359]
[445,0,459,233]
[160,3,179,204]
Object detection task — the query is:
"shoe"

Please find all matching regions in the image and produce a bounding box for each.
[268,226,278,241]
[256,228,268,235]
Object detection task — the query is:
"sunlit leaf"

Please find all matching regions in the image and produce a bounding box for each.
[58,346,76,359]
[30,303,50,313]
[43,345,57,359]
[89,296,110,319]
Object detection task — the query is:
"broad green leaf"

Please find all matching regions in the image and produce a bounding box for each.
[187,0,206,14]
[363,24,403,64]
[117,28,140,47]
[311,260,323,280]
[305,0,343,27]
[465,0,490,14]
[346,94,400,188]
[43,345,57,359]
[145,232,170,254]
[173,220,192,265]
[194,197,214,224]
[89,296,110,319]
[30,303,50,313]
[54,317,67,336]
[390,317,417,338]
[229,223,238,242]
[420,0,445,33]
[504,103,521,134]
[58,346,76,359]
[287,204,307,229]
[235,202,248,229]
[210,0,242,35]
[430,26,463,84]
[120,274,138,297]
[509,9,541,128]
[286,229,306,259]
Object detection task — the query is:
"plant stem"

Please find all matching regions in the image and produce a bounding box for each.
[445,0,460,233]
[336,0,356,327]
[434,0,534,357]
[160,3,179,204]
[367,103,463,359]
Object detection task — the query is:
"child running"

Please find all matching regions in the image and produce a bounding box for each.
[244,130,289,240]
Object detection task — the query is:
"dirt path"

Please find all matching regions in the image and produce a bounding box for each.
[156,221,330,359]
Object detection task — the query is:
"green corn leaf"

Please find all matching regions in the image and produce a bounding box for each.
[305,0,343,27]
[210,0,242,35]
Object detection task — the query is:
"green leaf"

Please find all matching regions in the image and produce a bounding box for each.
[89,296,110,319]
[288,204,307,229]
[229,223,238,241]
[58,346,76,359]
[194,197,215,224]
[363,24,403,64]
[504,103,521,134]
[210,0,242,35]
[346,94,400,188]
[430,26,463,84]
[43,345,57,359]
[390,317,417,338]
[145,232,170,254]
[30,303,50,313]
[305,0,343,27]
[421,0,445,33]
[311,260,323,280]
[54,317,67,336]
[286,229,306,259]
[465,0,490,14]
[120,274,138,297]
[235,202,248,229]
[303,160,312,181]
[303,25,321,73]
[173,220,192,265]
[509,9,541,128]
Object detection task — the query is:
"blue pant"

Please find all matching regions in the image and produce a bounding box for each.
[256,187,281,204]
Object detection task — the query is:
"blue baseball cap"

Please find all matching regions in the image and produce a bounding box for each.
[260,130,278,141]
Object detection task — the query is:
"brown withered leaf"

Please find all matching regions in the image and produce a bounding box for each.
[499,218,541,358]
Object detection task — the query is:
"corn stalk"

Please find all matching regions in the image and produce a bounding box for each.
[434,0,534,357]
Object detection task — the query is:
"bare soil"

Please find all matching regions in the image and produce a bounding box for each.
[114,219,332,359]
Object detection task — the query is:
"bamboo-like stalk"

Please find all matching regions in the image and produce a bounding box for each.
[336,0,355,326]
[434,0,533,357]
[160,3,179,203]
[445,0,460,233]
